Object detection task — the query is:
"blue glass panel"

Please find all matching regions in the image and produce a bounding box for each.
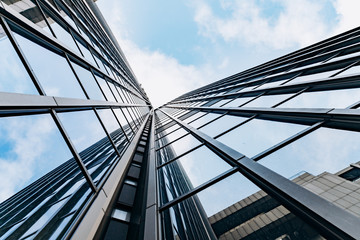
[0,114,72,202]
[71,61,105,100]
[0,26,37,94]
[278,88,360,109]
[218,119,306,158]
[260,127,360,179]
[13,33,86,98]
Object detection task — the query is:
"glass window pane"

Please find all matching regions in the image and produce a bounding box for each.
[284,70,339,85]
[13,32,86,98]
[259,127,360,180]
[278,88,360,109]
[97,109,127,151]
[218,119,307,158]
[45,14,81,55]
[95,75,116,102]
[0,26,37,94]
[199,115,248,138]
[160,127,188,145]
[76,39,97,66]
[113,108,133,138]
[0,114,72,202]
[157,134,201,164]
[71,61,105,100]
[336,64,360,77]
[161,146,231,200]
[188,113,219,129]
[222,97,255,107]
[57,110,117,182]
[244,94,293,108]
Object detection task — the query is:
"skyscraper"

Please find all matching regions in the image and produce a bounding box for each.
[1,1,360,240]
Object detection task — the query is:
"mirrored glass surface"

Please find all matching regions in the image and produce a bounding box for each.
[222,97,255,107]
[113,108,133,138]
[278,88,360,109]
[161,173,325,240]
[160,146,231,200]
[199,115,248,138]
[3,1,51,34]
[57,110,117,180]
[71,61,105,100]
[260,127,360,180]
[97,109,127,151]
[0,114,72,202]
[94,75,116,102]
[188,113,220,129]
[284,70,338,85]
[13,32,86,98]
[157,134,201,164]
[44,13,81,55]
[0,25,37,94]
[159,127,188,145]
[335,64,360,77]
[217,119,307,158]
[244,94,293,108]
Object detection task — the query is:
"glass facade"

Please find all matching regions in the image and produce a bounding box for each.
[0,0,150,239]
[1,0,360,240]
[155,27,360,240]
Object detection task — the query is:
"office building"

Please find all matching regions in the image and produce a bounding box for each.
[0,0,360,240]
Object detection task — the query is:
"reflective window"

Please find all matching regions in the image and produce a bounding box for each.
[97,109,127,151]
[336,64,360,77]
[76,39,97,66]
[256,78,289,90]
[44,13,81,55]
[260,127,360,179]
[161,146,231,198]
[218,119,306,158]
[3,1,51,34]
[13,32,86,98]
[199,115,248,138]
[71,61,105,100]
[285,70,338,85]
[244,94,293,108]
[222,97,255,107]
[0,26,37,94]
[0,114,73,202]
[57,110,116,179]
[278,88,360,109]
[161,173,325,240]
[113,108,133,138]
[158,134,201,162]
[188,113,219,129]
[95,75,116,102]
[160,127,188,145]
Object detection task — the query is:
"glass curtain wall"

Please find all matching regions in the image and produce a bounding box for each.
[155,26,360,240]
[0,0,150,239]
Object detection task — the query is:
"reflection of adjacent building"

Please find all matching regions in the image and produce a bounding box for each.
[0,126,128,239]
[209,164,360,240]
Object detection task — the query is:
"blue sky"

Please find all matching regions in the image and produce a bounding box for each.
[97,0,360,107]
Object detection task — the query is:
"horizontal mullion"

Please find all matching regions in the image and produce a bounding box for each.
[0,92,149,110]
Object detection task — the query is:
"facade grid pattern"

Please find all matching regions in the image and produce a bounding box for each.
[1,0,360,240]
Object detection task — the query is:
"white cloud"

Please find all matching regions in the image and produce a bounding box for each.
[332,0,360,34]
[117,39,209,108]
[193,0,330,49]
[0,116,54,201]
